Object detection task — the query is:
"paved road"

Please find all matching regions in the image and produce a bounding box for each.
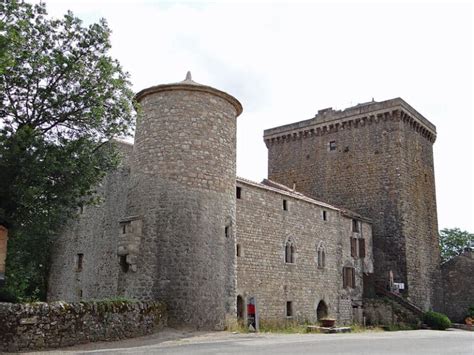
[32,329,473,355]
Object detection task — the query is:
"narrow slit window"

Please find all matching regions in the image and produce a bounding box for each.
[283,199,288,211]
[322,210,327,221]
[225,225,230,238]
[236,244,241,257]
[76,253,84,272]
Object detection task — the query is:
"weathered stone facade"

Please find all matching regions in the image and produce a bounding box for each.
[264,98,442,311]
[49,74,446,330]
[236,178,373,325]
[441,249,474,322]
[0,300,166,352]
[49,73,242,330]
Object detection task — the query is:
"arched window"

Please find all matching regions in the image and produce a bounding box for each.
[285,238,296,264]
[317,242,326,269]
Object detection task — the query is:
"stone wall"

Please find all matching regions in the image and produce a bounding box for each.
[0,300,166,352]
[236,178,373,325]
[48,141,133,302]
[264,98,442,311]
[441,249,474,323]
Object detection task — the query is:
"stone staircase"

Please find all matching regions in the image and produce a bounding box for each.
[375,284,424,317]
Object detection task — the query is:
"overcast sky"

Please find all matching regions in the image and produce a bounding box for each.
[42,0,473,232]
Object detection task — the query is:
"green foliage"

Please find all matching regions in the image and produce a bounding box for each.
[0,0,134,301]
[467,306,474,318]
[439,228,473,263]
[423,311,451,330]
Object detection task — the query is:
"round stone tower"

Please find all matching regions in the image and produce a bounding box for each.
[125,72,242,329]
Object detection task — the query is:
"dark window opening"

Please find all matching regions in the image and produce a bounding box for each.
[236,186,242,199]
[322,210,327,221]
[343,267,356,288]
[78,289,83,298]
[119,255,129,273]
[76,253,84,272]
[283,199,288,211]
[285,241,295,264]
[286,301,293,317]
[359,238,366,258]
[352,219,360,233]
[424,173,428,182]
[329,141,337,151]
[122,223,127,234]
[225,225,230,238]
[236,244,241,257]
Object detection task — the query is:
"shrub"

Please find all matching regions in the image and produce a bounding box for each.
[423,311,451,330]
[468,306,474,318]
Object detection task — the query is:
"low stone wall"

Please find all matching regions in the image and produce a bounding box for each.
[363,298,420,326]
[0,300,167,352]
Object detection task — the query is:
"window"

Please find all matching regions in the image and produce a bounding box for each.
[322,210,327,221]
[286,301,293,317]
[359,238,366,258]
[285,240,295,264]
[351,237,358,258]
[225,225,230,238]
[236,244,241,257]
[236,186,242,199]
[343,267,355,288]
[352,219,360,233]
[119,255,129,273]
[317,243,326,269]
[76,253,84,272]
[283,199,288,211]
[78,289,83,298]
[329,140,337,151]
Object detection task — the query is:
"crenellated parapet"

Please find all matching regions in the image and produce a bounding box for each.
[264,98,436,146]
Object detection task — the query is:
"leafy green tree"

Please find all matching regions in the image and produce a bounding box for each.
[439,228,473,263]
[0,0,135,301]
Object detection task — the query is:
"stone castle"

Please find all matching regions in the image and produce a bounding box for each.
[48,73,443,329]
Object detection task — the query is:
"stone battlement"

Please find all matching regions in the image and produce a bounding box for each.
[264,98,436,145]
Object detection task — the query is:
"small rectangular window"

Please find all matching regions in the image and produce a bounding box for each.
[283,199,288,211]
[329,140,337,151]
[359,238,366,258]
[286,301,293,317]
[225,225,230,238]
[352,219,360,233]
[322,210,327,221]
[122,224,127,234]
[236,186,242,199]
[351,238,358,258]
[236,244,241,257]
[76,253,84,272]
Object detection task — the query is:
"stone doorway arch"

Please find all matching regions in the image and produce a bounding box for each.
[316,300,328,321]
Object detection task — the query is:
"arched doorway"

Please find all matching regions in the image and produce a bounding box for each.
[316,300,328,321]
[237,295,244,320]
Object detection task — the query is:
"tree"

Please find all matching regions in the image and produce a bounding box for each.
[0,0,135,301]
[439,228,473,263]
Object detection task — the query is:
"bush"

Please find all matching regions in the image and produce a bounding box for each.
[423,311,451,330]
[468,306,474,318]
